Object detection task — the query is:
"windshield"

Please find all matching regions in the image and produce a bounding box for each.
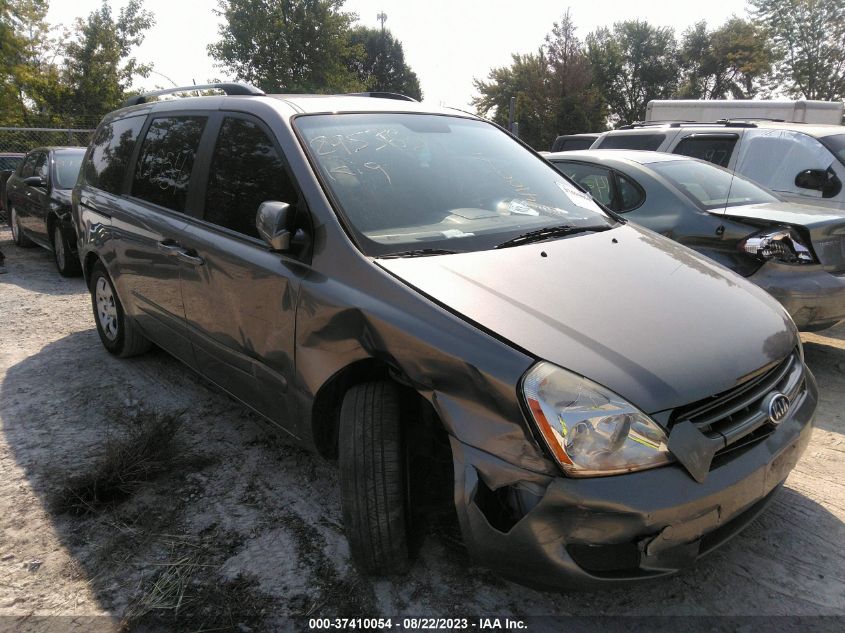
[649,159,779,210]
[820,134,845,166]
[53,150,85,189]
[294,113,614,256]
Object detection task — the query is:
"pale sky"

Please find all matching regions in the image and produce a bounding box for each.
[46,0,752,110]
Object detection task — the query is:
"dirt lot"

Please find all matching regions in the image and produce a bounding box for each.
[1,225,844,632]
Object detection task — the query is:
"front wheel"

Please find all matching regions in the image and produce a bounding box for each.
[52,223,81,277]
[339,380,411,574]
[89,261,151,358]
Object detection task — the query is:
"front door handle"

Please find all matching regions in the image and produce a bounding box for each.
[157,240,182,254]
[175,250,204,266]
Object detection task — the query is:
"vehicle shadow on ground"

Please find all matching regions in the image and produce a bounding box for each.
[2,332,844,629]
[802,324,845,436]
[0,238,86,297]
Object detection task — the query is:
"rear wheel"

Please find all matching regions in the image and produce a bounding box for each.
[90,261,151,358]
[10,207,34,247]
[52,223,81,277]
[339,380,410,574]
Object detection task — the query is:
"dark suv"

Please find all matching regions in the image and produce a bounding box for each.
[72,84,816,589]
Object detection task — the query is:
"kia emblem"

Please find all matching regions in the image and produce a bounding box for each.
[766,393,790,424]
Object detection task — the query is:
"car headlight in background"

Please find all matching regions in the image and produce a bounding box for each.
[522,362,673,477]
[740,228,815,264]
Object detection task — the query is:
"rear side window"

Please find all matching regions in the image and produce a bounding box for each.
[132,116,208,213]
[84,116,145,194]
[673,135,737,168]
[203,116,297,239]
[597,134,666,151]
[551,136,595,152]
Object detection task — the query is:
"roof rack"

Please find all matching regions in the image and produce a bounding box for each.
[344,92,418,102]
[122,82,265,107]
[618,120,696,129]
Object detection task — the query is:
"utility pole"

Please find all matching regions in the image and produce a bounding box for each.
[377,11,387,31]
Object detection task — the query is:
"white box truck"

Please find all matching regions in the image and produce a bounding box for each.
[645,100,844,125]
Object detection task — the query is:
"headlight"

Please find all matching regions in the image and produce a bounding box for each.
[522,362,673,477]
[740,228,815,264]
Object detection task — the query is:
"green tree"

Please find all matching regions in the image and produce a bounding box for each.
[0,0,53,125]
[473,51,552,148]
[209,0,360,93]
[61,0,155,125]
[678,18,772,99]
[587,20,678,126]
[544,12,607,140]
[749,0,845,100]
[472,11,606,150]
[346,26,421,100]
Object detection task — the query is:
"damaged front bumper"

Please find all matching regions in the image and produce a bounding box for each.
[450,371,817,590]
[749,261,845,331]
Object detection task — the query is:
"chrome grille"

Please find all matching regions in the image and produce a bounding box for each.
[670,349,805,455]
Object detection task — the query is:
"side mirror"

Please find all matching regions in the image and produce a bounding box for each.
[795,168,842,198]
[23,175,47,188]
[256,201,294,252]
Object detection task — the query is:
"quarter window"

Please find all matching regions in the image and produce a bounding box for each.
[84,115,146,194]
[552,162,615,207]
[33,153,48,181]
[203,117,297,239]
[20,153,38,178]
[132,116,208,212]
[673,135,738,168]
[615,173,644,211]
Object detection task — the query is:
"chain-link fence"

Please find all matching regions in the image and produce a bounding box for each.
[0,127,94,223]
[0,126,95,153]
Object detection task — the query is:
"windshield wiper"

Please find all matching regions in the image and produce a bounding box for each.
[379,248,459,259]
[495,224,611,249]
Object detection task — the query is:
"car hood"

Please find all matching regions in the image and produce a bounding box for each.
[376,224,797,414]
[719,201,845,270]
[718,201,845,230]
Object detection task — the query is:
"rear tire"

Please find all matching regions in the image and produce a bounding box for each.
[89,261,151,358]
[52,223,82,277]
[10,206,34,247]
[339,380,410,574]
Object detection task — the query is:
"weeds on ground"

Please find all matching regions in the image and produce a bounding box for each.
[120,532,269,633]
[51,409,183,515]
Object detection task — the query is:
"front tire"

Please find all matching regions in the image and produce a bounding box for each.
[10,206,34,247]
[339,380,411,574]
[52,223,82,277]
[89,261,151,358]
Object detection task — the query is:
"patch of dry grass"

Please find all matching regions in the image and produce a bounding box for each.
[52,410,183,515]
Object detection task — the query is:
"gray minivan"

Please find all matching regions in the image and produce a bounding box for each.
[72,84,816,589]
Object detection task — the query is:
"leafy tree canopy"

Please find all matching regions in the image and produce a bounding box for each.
[347,26,421,100]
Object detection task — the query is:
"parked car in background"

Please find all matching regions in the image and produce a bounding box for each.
[548,149,845,331]
[550,133,600,152]
[0,152,25,223]
[73,84,816,589]
[6,146,86,276]
[591,121,845,211]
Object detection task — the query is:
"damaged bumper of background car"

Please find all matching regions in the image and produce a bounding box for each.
[449,371,817,590]
[750,261,845,331]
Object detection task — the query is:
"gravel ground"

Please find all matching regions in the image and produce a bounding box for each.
[1,225,844,632]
